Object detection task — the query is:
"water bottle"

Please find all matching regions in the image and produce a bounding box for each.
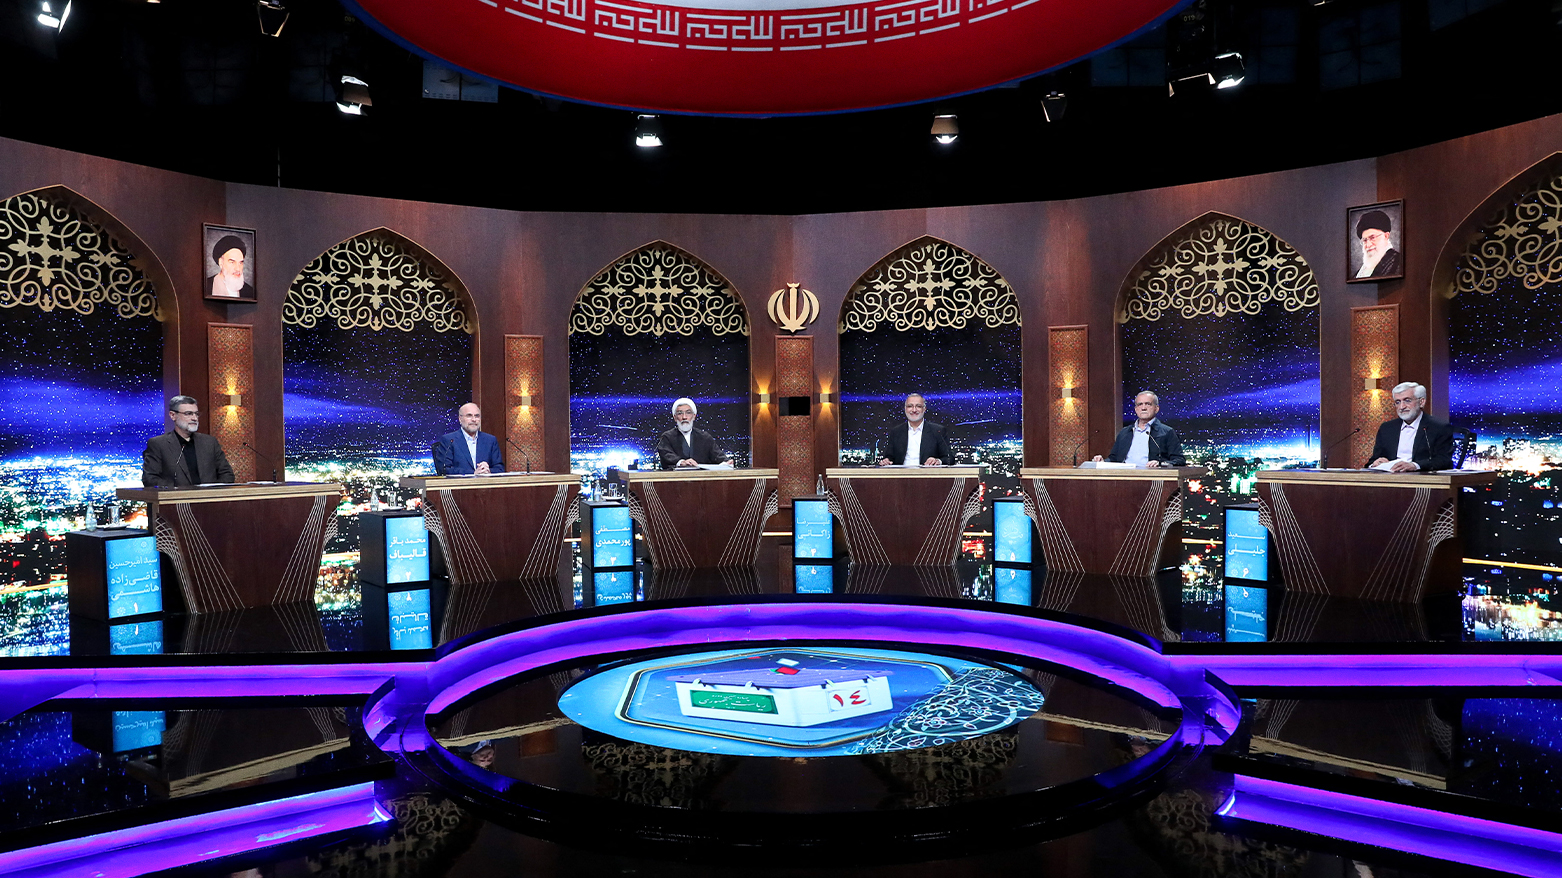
[816,474,825,496]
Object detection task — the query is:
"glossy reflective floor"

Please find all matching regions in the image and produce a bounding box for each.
[1,539,1559,877]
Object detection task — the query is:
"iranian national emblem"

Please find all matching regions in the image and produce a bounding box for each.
[767,283,819,333]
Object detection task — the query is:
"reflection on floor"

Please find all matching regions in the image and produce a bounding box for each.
[0,541,1560,876]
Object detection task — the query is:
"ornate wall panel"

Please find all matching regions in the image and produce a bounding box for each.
[569,244,748,337]
[506,335,545,471]
[283,231,472,333]
[208,323,256,482]
[0,191,159,319]
[1048,326,1088,467]
[775,335,814,501]
[841,239,1020,332]
[1119,215,1319,322]
[1350,305,1398,468]
[1451,164,1562,298]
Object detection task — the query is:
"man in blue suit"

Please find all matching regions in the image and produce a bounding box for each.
[433,402,505,476]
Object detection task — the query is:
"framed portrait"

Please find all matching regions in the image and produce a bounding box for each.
[202,224,257,302]
[1346,200,1404,283]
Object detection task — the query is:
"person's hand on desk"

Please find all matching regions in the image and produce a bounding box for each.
[678,458,698,467]
[475,462,491,475]
[1146,460,1161,468]
[1091,455,1104,462]
[878,458,893,466]
[1369,457,1420,473]
[923,458,943,467]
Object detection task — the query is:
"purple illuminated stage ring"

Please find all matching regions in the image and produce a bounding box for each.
[357,600,1241,859]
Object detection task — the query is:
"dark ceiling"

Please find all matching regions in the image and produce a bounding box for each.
[2,0,1559,215]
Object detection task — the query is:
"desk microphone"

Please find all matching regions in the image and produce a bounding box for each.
[241,442,279,482]
[1071,436,1089,466]
[1148,429,1163,465]
[507,439,532,473]
[1321,427,1360,469]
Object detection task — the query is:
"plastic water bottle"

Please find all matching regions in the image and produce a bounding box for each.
[816,474,825,496]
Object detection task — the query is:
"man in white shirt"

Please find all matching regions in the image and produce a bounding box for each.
[1366,382,1455,472]
[877,393,954,467]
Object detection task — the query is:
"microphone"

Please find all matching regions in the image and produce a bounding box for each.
[1321,427,1361,469]
[1071,436,1089,466]
[242,442,279,482]
[506,438,532,473]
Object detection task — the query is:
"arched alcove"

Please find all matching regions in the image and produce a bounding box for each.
[0,186,169,587]
[567,242,750,473]
[282,228,477,587]
[1441,153,1562,573]
[837,236,1022,478]
[1117,212,1320,577]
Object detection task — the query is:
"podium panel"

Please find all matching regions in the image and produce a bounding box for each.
[619,469,779,569]
[400,473,580,585]
[1255,469,1497,602]
[824,466,985,566]
[1020,467,1206,577]
[117,483,343,613]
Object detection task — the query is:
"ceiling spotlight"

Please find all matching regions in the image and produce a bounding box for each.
[256,0,289,37]
[635,115,664,148]
[931,114,959,145]
[1213,52,1245,89]
[37,0,70,30]
[336,75,371,115]
[1040,91,1067,123]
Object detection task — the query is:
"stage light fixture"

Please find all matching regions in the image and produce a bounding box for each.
[37,0,70,30]
[931,114,959,144]
[1213,52,1245,89]
[336,75,371,115]
[635,115,664,148]
[1040,91,1067,123]
[256,0,289,37]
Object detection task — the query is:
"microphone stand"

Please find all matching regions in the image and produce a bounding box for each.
[242,442,279,482]
[1320,427,1361,469]
[506,439,532,473]
[1071,436,1089,466]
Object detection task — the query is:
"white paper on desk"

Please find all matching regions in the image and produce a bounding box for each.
[696,463,734,470]
[1078,461,1137,469]
[196,482,232,487]
[1370,460,1405,472]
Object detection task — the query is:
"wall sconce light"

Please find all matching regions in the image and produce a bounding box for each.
[1060,387,1074,400]
[819,391,834,404]
[516,393,533,407]
[758,392,772,405]
[227,393,243,407]
[1363,377,1382,391]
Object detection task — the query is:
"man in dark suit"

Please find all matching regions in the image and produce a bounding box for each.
[877,393,955,467]
[1367,382,1454,472]
[656,397,729,469]
[433,402,506,475]
[1095,391,1185,468]
[142,395,237,487]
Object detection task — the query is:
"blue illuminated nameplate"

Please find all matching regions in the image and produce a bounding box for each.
[112,711,165,752]
[1225,585,1268,643]
[590,505,634,568]
[993,498,1032,565]
[388,589,433,650]
[995,567,1033,606]
[1224,507,1269,582]
[793,497,833,560]
[105,535,161,619]
[109,621,164,656]
[593,570,636,605]
[384,515,431,584]
[794,564,833,594]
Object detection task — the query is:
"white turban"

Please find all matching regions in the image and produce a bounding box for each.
[672,397,697,417]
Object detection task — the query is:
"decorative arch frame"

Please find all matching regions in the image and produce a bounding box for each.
[566,240,754,472]
[568,240,751,339]
[1433,152,1562,302]
[839,235,1021,333]
[0,184,180,392]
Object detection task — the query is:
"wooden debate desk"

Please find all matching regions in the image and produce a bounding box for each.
[117,482,344,613]
[1255,468,1497,602]
[825,466,986,566]
[619,468,779,568]
[1019,466,1207,577]
[400,473,580,585]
